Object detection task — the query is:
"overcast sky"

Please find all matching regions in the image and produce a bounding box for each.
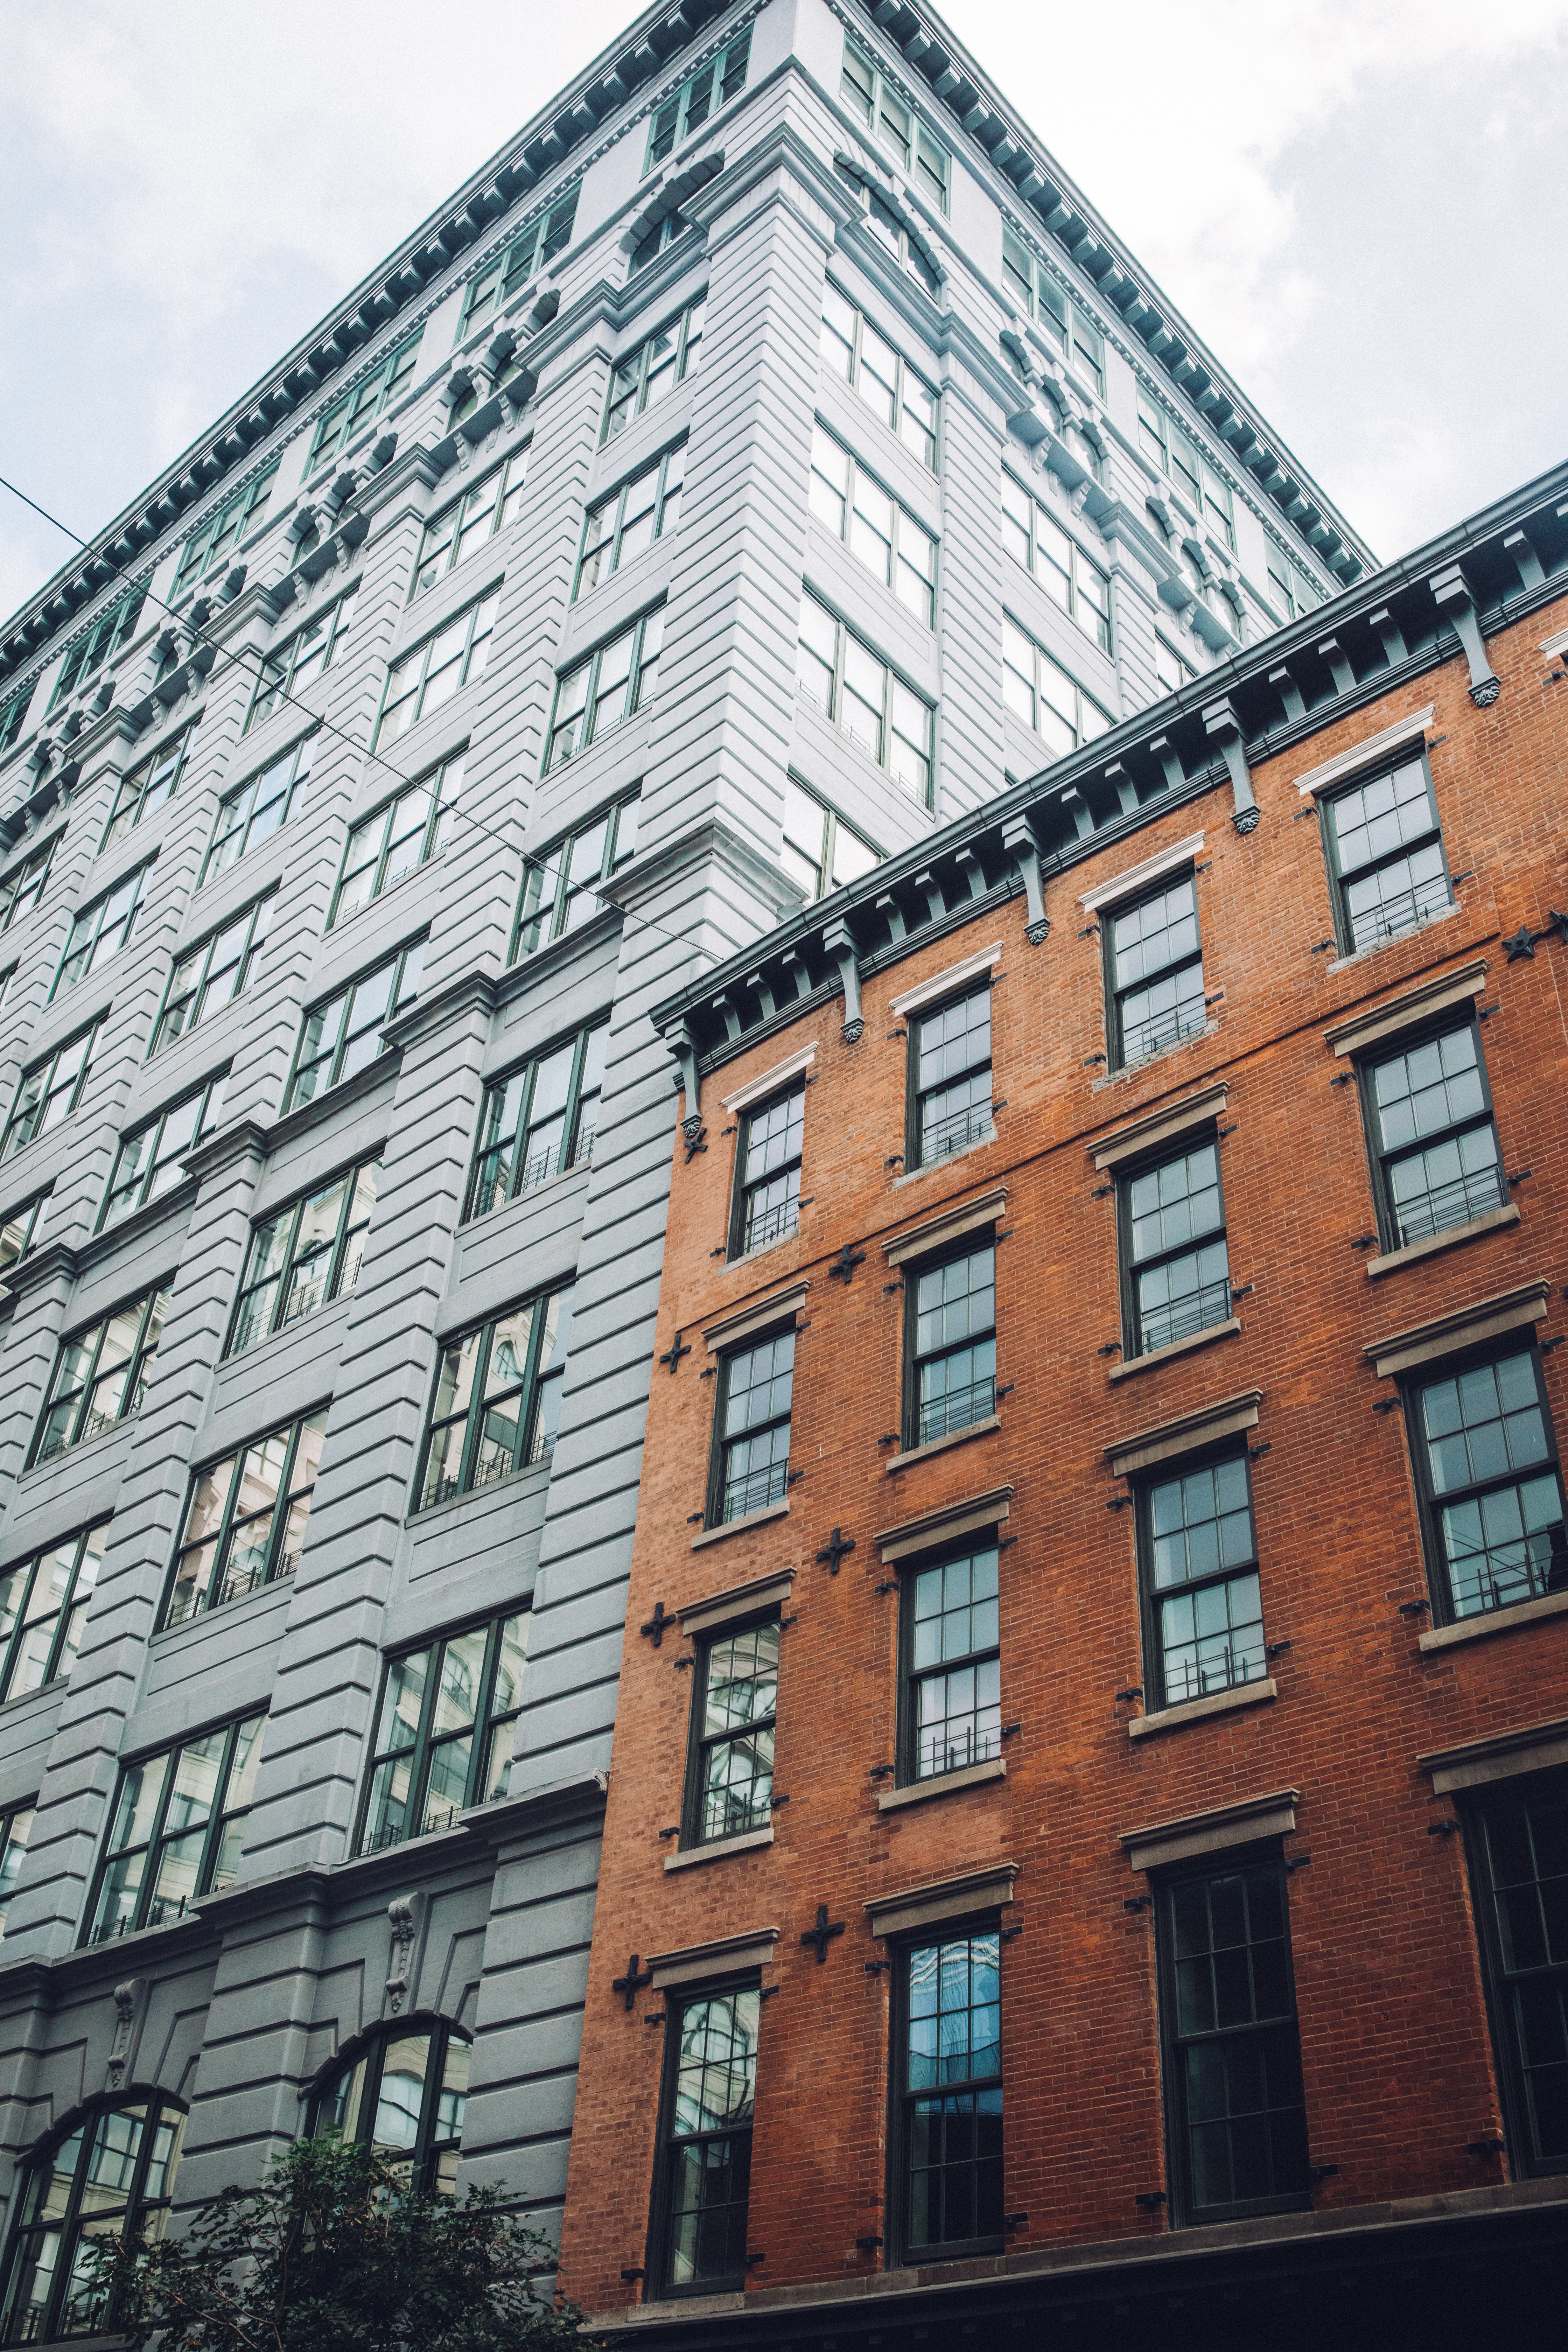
[2,0,1566,628]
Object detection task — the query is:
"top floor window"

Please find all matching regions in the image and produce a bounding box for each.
[0,2096,185,2346]
[173,462,280,594]
[0,678,35,758]
[52,861,153,999]
[842,35,950,211]
[1267,548,1322,621]
[307,337,420,478]
[820,284,937,471]
[245,590,358,731]
[1106,871,1205,1068]
[458,192,578,338]
[101,724,195,854]
[50,590,145,712]
[910,984,992,1169]
[1322,756,1451,955]
[781,780,878,902]
[646,29,751,172]
[603,298,705,443]
[1002,475,1110,650]
[510,792,640,957]
[411,458,526,600]
[1001,230,1102,396]
[629,212,698,280]
[0,840,54,936]
[730,1082,804,1256]
[1137,392,1234,548]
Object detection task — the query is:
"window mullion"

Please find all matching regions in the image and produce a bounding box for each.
[458,1328,497,1495]
[407,1639,446,1835]
[135,1752,182,1933]
[193,1723,240,1903]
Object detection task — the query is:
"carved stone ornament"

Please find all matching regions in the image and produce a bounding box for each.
[1470,677,1502,708]
[386,1896,419,2015]
[106,1978,142,2092]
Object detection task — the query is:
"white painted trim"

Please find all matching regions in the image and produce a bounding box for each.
[888,940,1002,1018]
[1078,833,1204,912]
[1324,959,1488,1056]
[1128,1679,1277,1741]
[664,1827,775,1872]
[1539,625,1568,660]
[702,1281,809,1353]
[720,1043,817,1115]
[1293,705,1433,797]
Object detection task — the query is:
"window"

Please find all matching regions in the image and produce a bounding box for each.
[307,338,420,477]
[1406,1347,1568,1624]
[651,1985,760,2295]
[99,1070,227,1231]
[0,679,35,758]
[1001,476,1110,650]
[899,1546,1000,1781]
[575,444,685,598]
[819,284,938,471]
[411,460,526,599]
[100,723,195,853]
[228,1155,379,1357]
[0,2097,184,2345]
[809,424,937,624]
[1322,756,1451,954]
[49,589,146,710]
[51,861,152,999]
[730,1083,804,1256]
[0,1524,107,1710]
[414,1289,573,1510]
[629,212,698,278]
[511,792,639,955]
[308,2021,472,2197]
[709,1329,794,1525]
[246,590,358,731]
[1156,634,1196,694]
[1463,1771,1568,2176]
[780,780,877,901]
[174,460,282,594]
[332,753,463,926]
[603,297,705,443]
[1266,548,1322,622]
[151,890,273,1054]
[1106,871,1205,1068]
[795,593,932,803]
[646,29,751,170]
[203,734,315,879]
[841,35,950,210]
[465,1024,605,1221]
[854,184,942,299]
[0,1802,33,1939]
[459,191,579,337]
[31,1288,168,1464]
[1002,615,1110,758]
[1,1022,99,1161]
[544,607,663,772]
[1139,1451,1263,1708]
[906,1243,995,1448]
[166,1407,328,1626]
[909,983,992,1168]
[375,589,498,749]
[1137,392,1233,547]
[0,841,53,934]
[1120,1138,1230,1359]
[1360,1017,1506,1251]
[1156,1854,1310,2222]
[683,1621,778,1846]
[283,936,423,1111]
[1001,229,1102,394]
[894,1932,1002,2260]
[86,1713,264,1944]
[0,1188,49,1275]
[359,1612,528,1854]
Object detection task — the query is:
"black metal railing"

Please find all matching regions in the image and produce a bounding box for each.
[721,1456,790,1523]
[920,1100,994,1164]
[1138,1276,1232,1355]
[1395,1162,1507,1247]
[1350,874,1451,951]
[1122,999,1206,1067]
[743,1193,799,1251]
[917,1377,996,1446]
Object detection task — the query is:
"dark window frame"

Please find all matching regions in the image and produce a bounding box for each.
[162,1402,329,1628]
[896,1540,1002,1786]
[0,838,55,936]
[100,721,197,854]
[510,790,640,958]
[1400,1337,1568,1629]
[644,28,752,174]
[0,2094,186,2345]
[463,1022,606,1224]
[705,1324,795,1527]
[201,732,317,881]
[0,1797,35,1940]
[1103,866,1206,1072]
[574,441,687,602]
[50,857,155,1000]
[84,1709,265,1946]
[647,1971,762,2298]
[149,889,275,1056]
[458,189,578,336]
[0,678,36,758]
[901,1235,997,1451]
[680,1609,780,1848]
[410,456,527,595]
[727,1082,805,1259]
[0,1522,110,1711]
[30,1284,169,1465]
[601,296,706,445]
[356,1609,528,1854]
[1354,1010,1506,1254]
[1,1019,100,1162]
[306,338,420,478]
[1460,1766,1568,2179]
[1133,1441,1267,1712]
[413,1289,572,1511]
[48,588,146,711]
[0,1186,51,1277]
[174,460,281,591]
[245,588,360,735]
[98,1066,229,1231]
[329,749,465,927]
[1115,1126,1231,1360]
[1319,750,1453,958]
[904,983,994,1172]
[281,935,425,1113]
[887,1916,1005,2267]
[226,1153,380,1359]
[305,2012,472,2195]
[542,603,664,775]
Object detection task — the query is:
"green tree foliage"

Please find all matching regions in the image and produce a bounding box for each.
[85,2132,594,2352]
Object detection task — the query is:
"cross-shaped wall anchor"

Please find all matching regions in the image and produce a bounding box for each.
[800,1904,846,1964]
[827,1242,867,1285]
[659,1331,691,1376]
[816,1527,856,1576]
[683,1124,708,1163]
[612,1954,651,2010]
[640,1602,672,1647]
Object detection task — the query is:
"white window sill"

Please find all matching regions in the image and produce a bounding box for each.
[691,1499,789,1549]
[1366,1203,1519,1277]
[664,1826,775,1871]
[877,1757,1007,1811]
[894,1132,997,1186]
[1109,1318,1240,1382]
[1419,1589,1568,1653]
[886,1416,1001,1472]
[1129,1677,1277,1740]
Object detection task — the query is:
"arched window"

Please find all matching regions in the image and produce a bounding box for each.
[307,2018,470,2196]
[0,2094,184,2345]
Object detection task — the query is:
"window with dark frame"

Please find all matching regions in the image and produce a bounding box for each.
[1404,1345,1568,1623]
[841,33,951,211]
[227,1156,379,1357]
[544,606,663,773]
[602,298,706,443]
[0,1188,50,1276]
[458,189,579,337]
[411,460,526,598]
[202,734,316,879]
[307,2020,472,2197]
[0,1800,34,1940]
[1462,1768,1568,2176]
[510,791,640,957]
[909,984,992,1168]
[86,1711,264,1945]
[650,1980,760,2296]
[905,1242,995,1450]
[1155,1850,1310,2223]
[645,28,751,171]
[330,751,464,926]
[374,590,497,750]
[282,937,424,1111]
[245,591,358,733]
[1358,1016,1506,1251]
[629,211,696,278]
[465,1023,606,1222]
[51,860,153,999]
[99,1069,228,1230]
[0,2096,185,2345]
[31,1286,169,1464]
[1,1021,100,1161]
[1321,754,1452,955]
[730,1083,804,1257]
[899,1546,1000,1782]
[1119,1135,1230,1358]
[0,1523,109,1711]
[1106,870,1205,1068]
[0,840,54,935]
[1138,1450,1266,1709]
[0,678,36,758]
[358,1610,528,1854]
[709,1329,794,1525]
[48,588,147,707]
[575,443,685,599]
[892,1928,1003,2262]
[414,1289,572,1510]
[151,891,274,1054]
[164,1406,328,1626]
[101,723,196,853]
[306,340,420,475]
[682,1618,778,1846]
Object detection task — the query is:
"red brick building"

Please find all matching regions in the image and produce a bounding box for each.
[559,464,1568,2344]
